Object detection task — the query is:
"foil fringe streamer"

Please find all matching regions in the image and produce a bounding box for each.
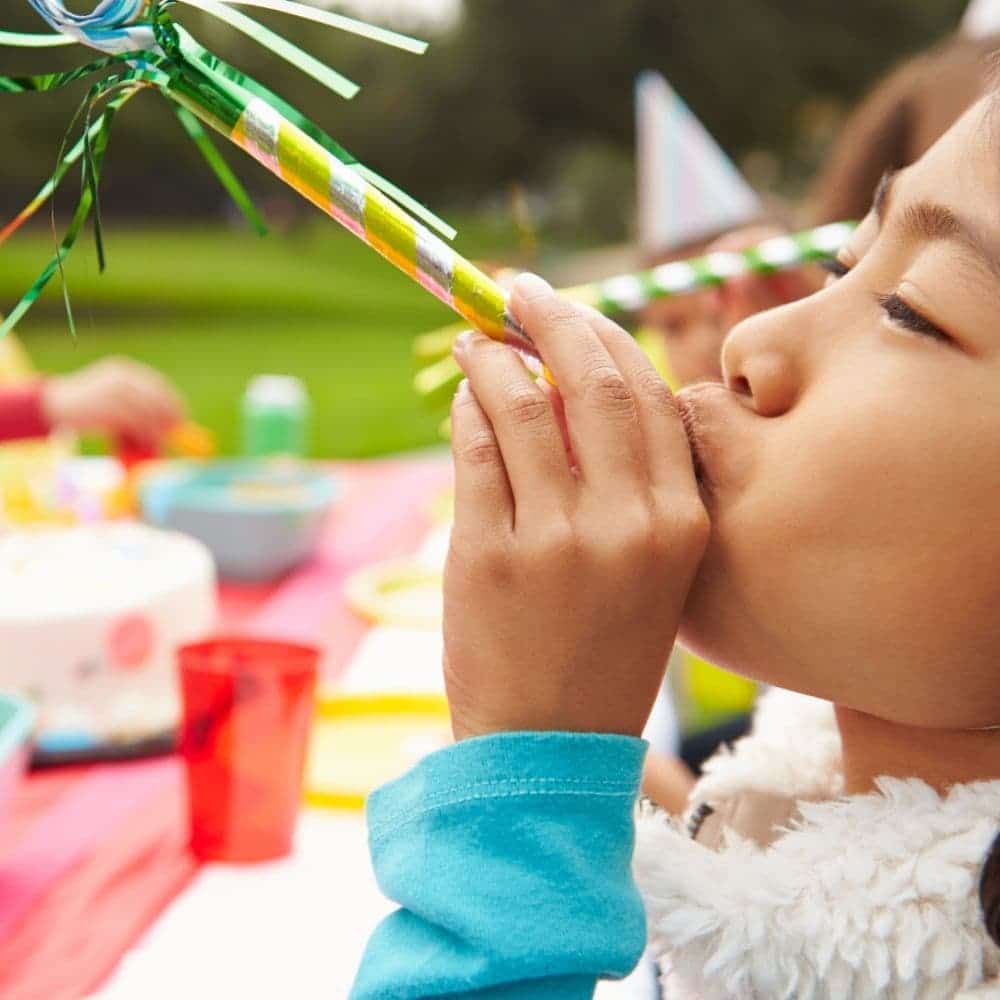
[0,0,450,336]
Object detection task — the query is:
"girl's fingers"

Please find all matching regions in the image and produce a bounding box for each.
[450,378,514,538]
[453,331,576,517]
[536,379,575,469]
[582,307,700,499]
[510,274,644,488]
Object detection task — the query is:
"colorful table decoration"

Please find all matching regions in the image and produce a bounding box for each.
[0,521,216,758]
[0,694,35,822]
[0,456,449,1000]
[139,459,340,581]
[344,557,443,631]
[306,692,450,812]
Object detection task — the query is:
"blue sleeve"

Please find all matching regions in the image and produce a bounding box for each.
[350,731,649,1000]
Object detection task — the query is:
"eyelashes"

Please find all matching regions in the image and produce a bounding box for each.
[820,257,850,279]
[877,293,951,343]
[822,257,952,344]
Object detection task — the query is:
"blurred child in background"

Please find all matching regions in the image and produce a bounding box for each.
[0,355,184,448]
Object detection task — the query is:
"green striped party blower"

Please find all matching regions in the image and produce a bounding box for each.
[412,221,855,399]
[2,2,852,364]
[565,222,854,316]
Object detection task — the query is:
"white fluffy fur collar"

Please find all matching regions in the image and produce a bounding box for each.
[634,689,1000,999]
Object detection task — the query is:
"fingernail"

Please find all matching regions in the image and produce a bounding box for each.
[455,378,471,401]
[453,330,488,359]
[512,272,553,302]
[453,331,474,358]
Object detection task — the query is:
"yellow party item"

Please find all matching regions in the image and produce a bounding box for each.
[0,335,35,385]
[676,650,757,732]
[344,559,443,631]
[306,693,451,811]
[167,422,217,459]
[0,434,76,527]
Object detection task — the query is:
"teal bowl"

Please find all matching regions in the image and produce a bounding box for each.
[0,694,35,821]
[140,460,340,582]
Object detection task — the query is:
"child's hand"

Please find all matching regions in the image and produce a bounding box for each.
[42,357,185,447]
[444,275,709,741]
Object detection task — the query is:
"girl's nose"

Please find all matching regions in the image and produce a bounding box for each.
[720,304,803,418]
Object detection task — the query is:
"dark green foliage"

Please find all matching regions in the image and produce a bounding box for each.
[0,1,970,221]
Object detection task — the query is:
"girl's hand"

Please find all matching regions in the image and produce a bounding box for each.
[444,274,709,741]
[43,357,185,447]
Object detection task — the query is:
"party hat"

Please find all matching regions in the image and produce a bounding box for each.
[636,71,762,257]
[963,0,1000,37]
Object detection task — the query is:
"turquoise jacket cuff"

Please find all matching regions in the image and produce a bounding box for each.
[352,731,648,1000]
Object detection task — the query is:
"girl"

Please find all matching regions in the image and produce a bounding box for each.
[351,90,1000,998]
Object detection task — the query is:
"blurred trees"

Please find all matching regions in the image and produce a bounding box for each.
[0,0,972,230]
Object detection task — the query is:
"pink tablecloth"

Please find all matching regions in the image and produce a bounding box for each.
[0,456,451,1000]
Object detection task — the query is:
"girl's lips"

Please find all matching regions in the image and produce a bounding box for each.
[675,392,711,490]
[675,383,736,494]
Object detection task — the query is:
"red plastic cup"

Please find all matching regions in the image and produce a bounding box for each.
[178,637,319,862]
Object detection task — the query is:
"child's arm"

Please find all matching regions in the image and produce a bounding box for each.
[42,357,184,446]
[351,732,648,999]
[0,382,52,442]
[354,277,707,997]
[0,358,184,446]
[642,750,696,815]
[441,275,707,744]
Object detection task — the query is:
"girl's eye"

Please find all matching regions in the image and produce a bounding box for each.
[820,257,850,280]
[877,293,951,344]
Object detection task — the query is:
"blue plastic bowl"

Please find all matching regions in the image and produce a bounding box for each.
[140,460,340,582]
[0,694,35,821]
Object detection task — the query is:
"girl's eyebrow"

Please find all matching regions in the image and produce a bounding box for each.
[874,168,1000,281]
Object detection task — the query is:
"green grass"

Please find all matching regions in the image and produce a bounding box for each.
[0,218,521,457]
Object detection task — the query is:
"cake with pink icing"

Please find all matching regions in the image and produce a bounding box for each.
[0,523,217,744]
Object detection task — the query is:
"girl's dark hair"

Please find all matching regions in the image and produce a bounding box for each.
[979,832,1000,946]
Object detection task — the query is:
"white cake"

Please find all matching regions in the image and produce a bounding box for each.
[0,523,217,743]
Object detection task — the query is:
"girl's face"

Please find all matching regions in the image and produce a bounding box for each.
[678,98,1000,728]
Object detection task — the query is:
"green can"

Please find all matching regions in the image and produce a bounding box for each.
[242,375,310,457]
